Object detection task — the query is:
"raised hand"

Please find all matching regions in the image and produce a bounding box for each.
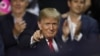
[62,20,70,38]
[74,19,81,37]
[13,19,26,37]
[32,30,43,42]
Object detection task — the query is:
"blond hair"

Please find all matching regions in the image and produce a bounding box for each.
[38,8,61,22]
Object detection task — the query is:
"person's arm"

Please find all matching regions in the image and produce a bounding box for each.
[57,18,70,42]
[88,17,99,42]
[62,19,69,42]
[30,30,44,48]
[74,19,83,41]
[30,30,43,44]
[87,17,99,55]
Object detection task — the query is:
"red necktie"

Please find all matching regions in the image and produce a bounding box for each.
[48,39,54,52]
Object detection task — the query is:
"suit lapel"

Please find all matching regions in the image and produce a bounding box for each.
[35,39,51,56]
[36,38,62,55]
[54,37,63,51]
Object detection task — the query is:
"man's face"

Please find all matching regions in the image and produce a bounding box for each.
[68,0,85,14]
[38,17,59,39]
[11,0,28,14]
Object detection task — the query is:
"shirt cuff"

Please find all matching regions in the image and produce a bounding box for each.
[30,36,36,45]
[62,35,69,42]
[75,33,83,41]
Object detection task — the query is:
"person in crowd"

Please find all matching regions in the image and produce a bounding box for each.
[0,0,38,56]
[29,8,64,56]
[58,0,99,56]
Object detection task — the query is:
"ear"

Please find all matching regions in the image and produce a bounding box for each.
[38,21,42,30]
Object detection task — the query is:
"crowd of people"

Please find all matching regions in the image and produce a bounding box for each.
[0,0,100,56]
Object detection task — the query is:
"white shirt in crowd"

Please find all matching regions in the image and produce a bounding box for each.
[62,15,83,42]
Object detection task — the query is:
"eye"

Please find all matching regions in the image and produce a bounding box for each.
[53,23,58,26]
[45,23,50,25]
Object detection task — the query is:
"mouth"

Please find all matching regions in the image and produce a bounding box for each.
[49,32,55,34]
[15,7,21,9]
[14,5,21,9]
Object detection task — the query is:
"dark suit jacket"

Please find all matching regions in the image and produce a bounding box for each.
[0,35,4,56]
[34,38,63,56]
[16,37,63,56]
[57,15,100,56]
[0,12,38,49]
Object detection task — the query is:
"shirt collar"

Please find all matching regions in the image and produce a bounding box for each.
[67,15,82,21]
[67,15,82,41]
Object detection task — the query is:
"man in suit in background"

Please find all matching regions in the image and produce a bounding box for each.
[57,0,100,56]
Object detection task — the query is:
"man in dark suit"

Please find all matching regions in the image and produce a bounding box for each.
[0,0,38,56]
[57,0,100,56]
[29,8,64,56]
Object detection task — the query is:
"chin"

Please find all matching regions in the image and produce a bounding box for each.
[14,11,23,14]
[46,35,54,38]
[75,12,81,14]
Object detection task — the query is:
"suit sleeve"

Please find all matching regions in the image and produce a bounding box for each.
[87,18,100,55]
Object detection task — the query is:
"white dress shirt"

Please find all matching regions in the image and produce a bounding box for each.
[62,15,83,42]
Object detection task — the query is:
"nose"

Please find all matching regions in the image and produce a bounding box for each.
[49,24,54,30]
